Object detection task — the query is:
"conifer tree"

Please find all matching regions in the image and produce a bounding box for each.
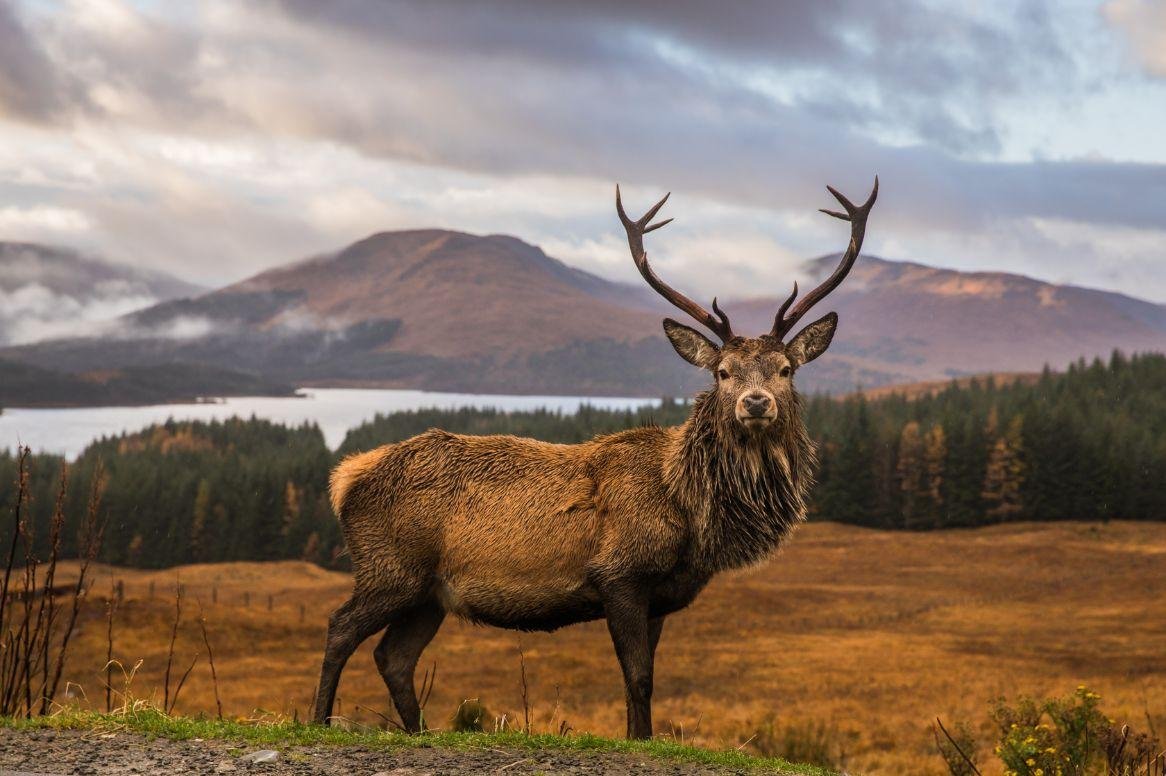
[896,421,924,528]
[923,423,946,526]
[983,415,1025,520]
[191,479,211,562]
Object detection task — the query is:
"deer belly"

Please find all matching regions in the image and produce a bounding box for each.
[436,511,603,630]
[436,572,603,631]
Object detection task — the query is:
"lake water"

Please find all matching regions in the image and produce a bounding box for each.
[0,388,661,459]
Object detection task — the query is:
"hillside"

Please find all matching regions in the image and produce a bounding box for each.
[222,229,659,360]
[0,230,702,397]
[730,255,1166,387]
[0,242,203,346]
[2,230,1164,400]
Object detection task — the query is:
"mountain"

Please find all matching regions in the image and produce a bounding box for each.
[213,229,659,361]
[726,255,1166,388]
[0,242,204,346]
[2,230,1164,401]
[1,230,699,398]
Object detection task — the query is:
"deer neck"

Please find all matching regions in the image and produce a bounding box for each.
[664,390,816,572]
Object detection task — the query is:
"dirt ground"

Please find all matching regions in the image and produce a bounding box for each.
[45,521,1166,775]
[0,728,765,775]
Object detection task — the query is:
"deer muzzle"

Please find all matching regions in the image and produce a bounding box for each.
[736,390,777,428]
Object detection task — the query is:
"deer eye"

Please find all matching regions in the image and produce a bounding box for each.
[780,365,792,378]
[717,368,731,381]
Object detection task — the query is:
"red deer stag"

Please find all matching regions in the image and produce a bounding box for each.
[313,178,878,738]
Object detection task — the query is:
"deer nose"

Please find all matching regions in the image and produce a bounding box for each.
[742,392,772,417]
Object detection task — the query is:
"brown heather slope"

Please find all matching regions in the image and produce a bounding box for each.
[731,255,1166,387]
[224,229,660,361]
[52,521,1166,775]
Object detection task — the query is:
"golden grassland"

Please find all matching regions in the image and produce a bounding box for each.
[48,521,1166,775]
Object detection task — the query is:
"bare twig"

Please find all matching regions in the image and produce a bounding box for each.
[496,759,532,772]
[33,465,66,714]
[517,640,530,735]
[46,461,105,706]
[163,574,182,712]
[167,652,199,714]
[934,717,982,776]
[353,702,405,732]
[0,456,98,717]
[197,605,223,720]
[0,448,29,619]
[104,595,116,713]
[419,661,437,711]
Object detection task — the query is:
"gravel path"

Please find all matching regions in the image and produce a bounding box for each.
[0,729,762,775]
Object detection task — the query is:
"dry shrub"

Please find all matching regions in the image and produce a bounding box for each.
[749,715,856,770]
[450,698,489,732]
[937,687,1164,776]
[0,452,104,717]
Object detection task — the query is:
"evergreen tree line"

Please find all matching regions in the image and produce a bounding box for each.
[1,417,343,569]
[807,351,1165,528]
[2,351,1162,568]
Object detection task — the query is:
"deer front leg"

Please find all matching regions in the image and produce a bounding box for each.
[603,588,655,739]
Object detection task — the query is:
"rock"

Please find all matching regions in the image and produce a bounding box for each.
[240,749,280,764]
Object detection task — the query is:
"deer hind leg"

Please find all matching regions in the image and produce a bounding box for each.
[312,582,422,726]
[373,599,445,733]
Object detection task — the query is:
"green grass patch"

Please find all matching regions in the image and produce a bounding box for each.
[0,709,833,774]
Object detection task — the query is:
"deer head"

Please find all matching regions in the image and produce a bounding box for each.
[616,178,878,433]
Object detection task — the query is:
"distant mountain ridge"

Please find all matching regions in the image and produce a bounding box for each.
[0,242,203,346]
[2,229,1164,402]
[729,254,1166,385]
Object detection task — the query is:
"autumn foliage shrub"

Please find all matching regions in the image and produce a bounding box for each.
[938,687,1163,776]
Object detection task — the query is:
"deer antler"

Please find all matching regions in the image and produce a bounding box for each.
[771,176,878,341]
[616,185,734,343]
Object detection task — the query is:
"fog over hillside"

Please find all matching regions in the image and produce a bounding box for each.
[0,243,203,346]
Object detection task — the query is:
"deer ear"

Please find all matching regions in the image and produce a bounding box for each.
[786,312,837,367]
[663,319,721,370]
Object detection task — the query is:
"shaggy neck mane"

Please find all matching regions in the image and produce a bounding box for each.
[664,389,816,572]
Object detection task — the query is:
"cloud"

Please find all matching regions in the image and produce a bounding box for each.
[0,282,158,345]
[0,2,64,122]
[0,0,1163,305]
[1103,0,1166,77]
[0,205,91,234]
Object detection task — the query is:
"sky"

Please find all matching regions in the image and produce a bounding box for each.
[1,0,1165,304]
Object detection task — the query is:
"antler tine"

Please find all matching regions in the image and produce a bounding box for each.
[771,282,798,337]
[616,185,734,342]
[771,176,878,340]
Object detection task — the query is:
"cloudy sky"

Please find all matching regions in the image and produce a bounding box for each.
[1,0,1165,302]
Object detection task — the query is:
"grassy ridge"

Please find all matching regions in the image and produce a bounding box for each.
[0,710,833,775]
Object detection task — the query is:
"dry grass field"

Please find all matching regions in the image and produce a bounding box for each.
[50,521,1166,775]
